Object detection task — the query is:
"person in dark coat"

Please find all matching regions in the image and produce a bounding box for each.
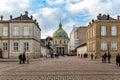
[102,55,104,63]
[116,53,120,67]
[107,53,111,63]
[19,54,23,64]
[91,54,94,60]
[51,53,54,58]
[104,52,107,63]
[23,53,26,64]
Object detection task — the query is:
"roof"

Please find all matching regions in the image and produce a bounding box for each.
[40,39,46,47]
[53,21,68,38]
[11,11,32,20]
[12,15,32,20]
[46,36,53,40]
[40,39,53,50]
[76,43,87,49]
[97,14,116,20]
[10,11,41,31]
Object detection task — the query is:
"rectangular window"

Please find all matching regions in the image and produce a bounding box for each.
[3,27,8,36]
[24,42,29,51]
[87,31,89,39]
[101,42,107,51]
[101,26,106,36]
[90,30,92,38]
[24,26,29,36]
[13,26,19,36]
[3,42,7,51]
[111,42,117,50]
[111,26,117,36]
[93,28,95,37]
[14,42,18,51]
[93,43,95,51]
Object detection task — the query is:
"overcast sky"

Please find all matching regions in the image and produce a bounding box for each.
[0,0,120,38]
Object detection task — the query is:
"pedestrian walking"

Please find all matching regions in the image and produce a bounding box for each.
[19,54,23,64]
[107,53,111,63]
[102,55,104,63]
[23,53,26,64]
[116,53,120,67]
[51,53,54,58]
[104,52,107,63]
[91,54,94,60]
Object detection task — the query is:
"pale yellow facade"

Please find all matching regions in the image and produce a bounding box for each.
[0,11,41,58]
[87,14,120,58]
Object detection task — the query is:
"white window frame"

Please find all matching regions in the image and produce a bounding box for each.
[111,26,117,36]
[14,42,19,51]
[87,31,89,39]
[24,26,29,36]
[90,30,92,38]
[101,26,106,36]
[111,42,117,50]
[93,28,95,37]
[24,42,29,51]
[3,27,8,36]
[3,42,7,51]
[13,26,19,36]
[93,43,95,51]
[101,42,107,51]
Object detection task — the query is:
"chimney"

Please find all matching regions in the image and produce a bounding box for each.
[92,19,94,23]
[34,19,36,22]
[10,15,12,20]
[107,14,110,20]
[117,15,120,20]
[89,22,91,25]
[20,14,22,20]
[25,11,28,16]
[1,16,3,21]
[31,15,33,20]
[97,13,102,20]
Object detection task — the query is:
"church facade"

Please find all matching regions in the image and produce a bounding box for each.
[53,22,69,55]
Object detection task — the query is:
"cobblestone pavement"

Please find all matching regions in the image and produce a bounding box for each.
[0,56,120,80]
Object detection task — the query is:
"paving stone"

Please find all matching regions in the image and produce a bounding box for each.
[0,57,120,80]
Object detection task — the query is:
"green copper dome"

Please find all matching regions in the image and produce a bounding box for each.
[53,21,68,38]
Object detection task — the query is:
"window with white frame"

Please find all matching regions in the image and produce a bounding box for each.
[24,42,29,51]
[93,43,95,51]
[111,26,117,36]
[3,42,7,51]
[101,42,107,51]
[89,44,92,51]
[14,42,18,51]
[3,27,8,36]
[13,26,19,36]
[24,26,29,36]
[87,31,89,39]
[93,28,95,37]
[90,30,92,38]
[101,26,106,36]
[111,42,117,50]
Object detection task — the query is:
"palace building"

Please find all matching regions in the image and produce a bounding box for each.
[53,21,69,55]
[0,11,41,58]
[87,13,120,57]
